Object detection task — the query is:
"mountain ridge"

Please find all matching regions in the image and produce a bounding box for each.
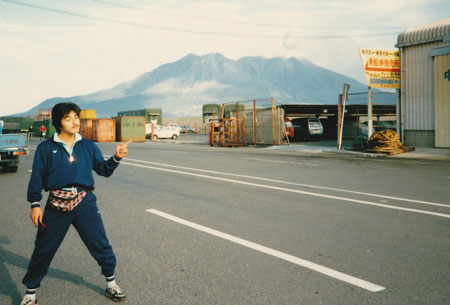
[15,53,369,118]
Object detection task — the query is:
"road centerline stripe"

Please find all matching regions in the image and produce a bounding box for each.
[116,156,448,209]
[146,209,386,292]
[241,157,319,166]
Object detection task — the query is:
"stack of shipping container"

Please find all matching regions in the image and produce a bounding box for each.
[79,109,149,142]
[80,110,116,142]
[79,110,96,140]
[2,108,159,143]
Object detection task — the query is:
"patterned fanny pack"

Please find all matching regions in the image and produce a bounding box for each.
[49,187,87,212]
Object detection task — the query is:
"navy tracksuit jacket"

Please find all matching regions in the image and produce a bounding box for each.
[23,134,120,289]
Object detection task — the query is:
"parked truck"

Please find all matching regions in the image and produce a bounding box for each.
[0,120,28,173]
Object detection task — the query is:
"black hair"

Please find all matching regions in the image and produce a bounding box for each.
[51,102,81,133]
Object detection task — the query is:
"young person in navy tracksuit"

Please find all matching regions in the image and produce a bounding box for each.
[21,103,130,305]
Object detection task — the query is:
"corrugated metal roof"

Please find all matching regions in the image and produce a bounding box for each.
[397,17,450,48]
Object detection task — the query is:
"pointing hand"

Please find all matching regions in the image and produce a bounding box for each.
[115,140,132,159]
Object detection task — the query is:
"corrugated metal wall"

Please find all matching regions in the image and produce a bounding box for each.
[397,17,450,47]
[402,42,443,130]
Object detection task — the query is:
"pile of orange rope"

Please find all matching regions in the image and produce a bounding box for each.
[368,129,404,151]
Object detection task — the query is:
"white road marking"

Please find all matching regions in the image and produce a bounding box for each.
[146,209,386,292]
[156,150,188,154]
[117,156,449,209]
[241,158,318,166]
[29,146,447,210]
[121,160,450,219]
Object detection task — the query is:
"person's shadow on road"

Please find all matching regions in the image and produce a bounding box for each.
[0,236,103,304]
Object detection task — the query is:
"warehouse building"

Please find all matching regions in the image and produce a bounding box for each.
[396,17,450,148]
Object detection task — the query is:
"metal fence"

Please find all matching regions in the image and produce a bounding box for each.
[210,98,285,146]
[338,91,397,142]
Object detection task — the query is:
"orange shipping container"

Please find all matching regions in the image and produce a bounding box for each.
[79,119,93,140]
[92,119,116,142]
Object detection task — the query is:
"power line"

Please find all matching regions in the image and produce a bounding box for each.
[1,0,400,39]
[91,0,413,31]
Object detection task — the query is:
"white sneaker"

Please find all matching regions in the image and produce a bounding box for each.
[104,284,126,302]
[20,295,38,305]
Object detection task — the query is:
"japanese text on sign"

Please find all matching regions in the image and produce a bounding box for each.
[359,48,400,89]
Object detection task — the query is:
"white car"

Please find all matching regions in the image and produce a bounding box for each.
[146,124,180,139]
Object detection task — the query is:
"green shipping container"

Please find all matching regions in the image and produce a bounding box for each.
[202,104,221,123]
[117,109,162,125]
[2,121,20,132]
[0,116,34,132]
[114,116,146,142]
[44,119,56,139]
[33,120,56,139]
[223,104,254,119]
[0,116,25,123]
[33,121,42,135]
[20,119,35,132]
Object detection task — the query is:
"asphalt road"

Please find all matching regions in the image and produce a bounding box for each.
[1,139,449,305]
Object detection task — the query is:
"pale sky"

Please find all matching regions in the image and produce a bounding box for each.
[1,0,449,116]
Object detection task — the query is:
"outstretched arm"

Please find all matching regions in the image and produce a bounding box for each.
[93,140,132,177]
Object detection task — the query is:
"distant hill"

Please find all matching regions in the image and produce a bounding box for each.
[16,53,369,118]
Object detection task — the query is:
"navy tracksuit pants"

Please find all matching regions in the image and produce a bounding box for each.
[22,191,116,289]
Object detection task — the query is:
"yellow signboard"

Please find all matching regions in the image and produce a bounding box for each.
[359,48,400,89]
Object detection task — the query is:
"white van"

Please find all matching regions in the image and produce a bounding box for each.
[145,124,180,139]
[292,118,323,141]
